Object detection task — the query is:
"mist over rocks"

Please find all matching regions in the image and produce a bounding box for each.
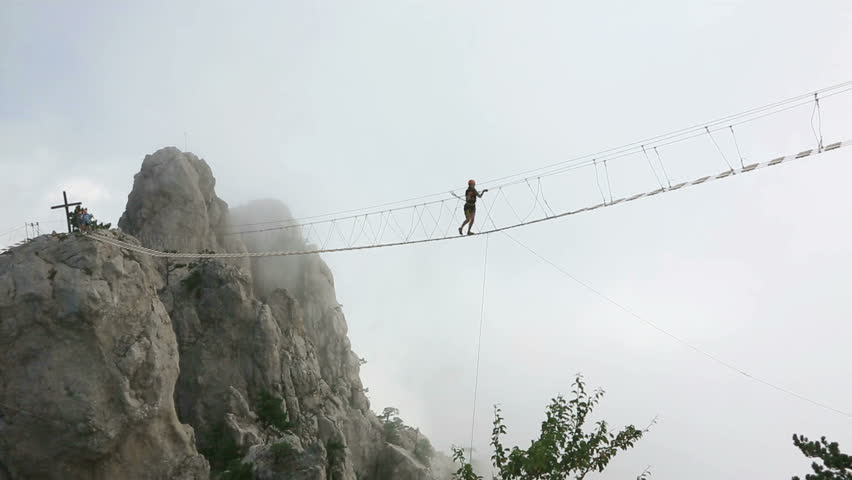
[0,147,442,480]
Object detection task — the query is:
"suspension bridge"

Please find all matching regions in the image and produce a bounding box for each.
[87,81,852,259]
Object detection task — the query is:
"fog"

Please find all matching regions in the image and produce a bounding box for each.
[3,1,852,478]
[230,199,308,298]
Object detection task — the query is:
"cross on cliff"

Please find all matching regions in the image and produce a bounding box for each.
[50,191,82,233]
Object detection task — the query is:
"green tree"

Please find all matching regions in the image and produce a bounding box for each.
[377,406,435,465]
[68,205,111,232]
[200,422,241,472]
[256,390,294,435]
[270,441,296,466]
[452,375,649,480]
[378,407,404,443]
[379,407,399,423]
[792,434,852,480]
[452,447,483,480]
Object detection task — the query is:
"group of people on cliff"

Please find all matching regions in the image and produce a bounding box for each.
[69,206,109,232]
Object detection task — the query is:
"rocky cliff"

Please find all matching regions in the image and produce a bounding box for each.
[0,147,439,480]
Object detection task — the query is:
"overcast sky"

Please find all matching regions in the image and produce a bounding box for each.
[3,1,852,478]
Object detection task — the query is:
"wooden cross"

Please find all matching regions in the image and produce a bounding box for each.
[50,191,82,233]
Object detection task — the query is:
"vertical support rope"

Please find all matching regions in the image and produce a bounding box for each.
[387,210,407,241]
[642,145,664,189]
[729,126,746,169]
[336,218,353,246]
[469,234,490,461]
[593,160,607,204]
[653,147,672,188]
[485,190,504,231]
[428,202,444,239]
[322,221,336,249]
[817,96,824,152]
[480,190,500,233]
[414,205,430,239]
[538,177,557,217]
[523,180,543,222]
[376,212,385,244]
[812,92,824,152]
[603,160,614,203]
[443,200,460,237]
[706,126,734,171]
[406,206,419,241]
[347,216,359,247]
[363,215,377,245]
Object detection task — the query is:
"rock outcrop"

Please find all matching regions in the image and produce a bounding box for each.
[0,232,209,480]
[376,444,430,480]
[0,146,442,480]
[118,147,245,258]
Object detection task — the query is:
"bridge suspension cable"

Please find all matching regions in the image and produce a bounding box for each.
[90,140,850,258]
[223,80,852,232]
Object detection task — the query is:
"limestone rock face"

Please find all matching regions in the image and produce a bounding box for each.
[0,232,209,480]
[155,198,386,479]
[376,444,431,480]
[0,148,444,480]
[118,147,238,255]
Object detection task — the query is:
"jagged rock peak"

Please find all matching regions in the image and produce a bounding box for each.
[118,147,233,253]
[0,147,446,480]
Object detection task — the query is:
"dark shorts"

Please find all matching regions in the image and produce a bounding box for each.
[464,203,476,216]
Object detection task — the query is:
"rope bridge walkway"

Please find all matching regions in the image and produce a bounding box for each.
[90,140,849,258]
[87,81,852,258]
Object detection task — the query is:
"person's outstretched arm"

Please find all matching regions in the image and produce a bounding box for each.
[477,189,489,198]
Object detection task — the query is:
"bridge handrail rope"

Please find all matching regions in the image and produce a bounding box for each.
[502,86,851,185]
[729,126,746,169]
[89,140,850,259]
[221,81,852,232]
[480,82,852,187]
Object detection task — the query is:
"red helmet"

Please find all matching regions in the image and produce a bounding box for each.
[468,179,476,185]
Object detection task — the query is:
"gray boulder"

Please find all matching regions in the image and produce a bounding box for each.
[0,147,447,480]
[0,232,209,480]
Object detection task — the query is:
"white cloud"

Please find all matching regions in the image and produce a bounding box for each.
[57,177,112,204]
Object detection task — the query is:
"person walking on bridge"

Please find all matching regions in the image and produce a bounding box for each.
[458,179,488,236]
